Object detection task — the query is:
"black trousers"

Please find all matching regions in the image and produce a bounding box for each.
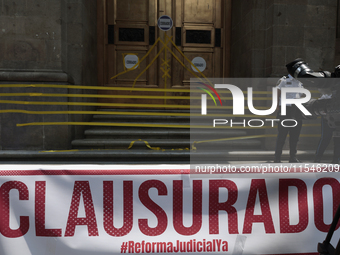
[274,107,302,160]
[315,116,340,162]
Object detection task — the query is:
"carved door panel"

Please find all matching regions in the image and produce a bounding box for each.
[167,0,224,105]
[100,0,229,107]
[103,0,161,107]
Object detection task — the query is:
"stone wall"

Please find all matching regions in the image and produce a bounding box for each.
[231,0,337,78]
[267,0,337,77]
[61,0,98,140]
[0,78,71,151]
[265,0,337,153]
[231,0,338,154]
[0,0,97,150]
[0,0,62,70]
[231,0,267,77]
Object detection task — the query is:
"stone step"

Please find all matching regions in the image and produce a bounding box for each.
[92,114,252,123]
[0,150,329,164]
[88,120,192,126]
[84,128,248,139]
[71,138,261,150]
[91,109,246,124]
[93,109,190,118]
[92,114,190,123]
[83,120,253,128]
[69,109,265,163]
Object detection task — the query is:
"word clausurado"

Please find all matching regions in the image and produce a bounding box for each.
[0,177,338,238]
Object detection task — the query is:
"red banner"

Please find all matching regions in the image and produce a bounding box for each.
[0,164,339,254]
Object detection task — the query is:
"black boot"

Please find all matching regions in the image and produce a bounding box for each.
[274,157,281,163]
[331,158,339,164]
[332,138,340,164]
[289,157,301,163]
[314,157,321,163]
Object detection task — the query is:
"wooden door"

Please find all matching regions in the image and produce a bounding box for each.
[97,0,231,107]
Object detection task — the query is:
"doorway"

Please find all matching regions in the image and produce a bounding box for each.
[97,0,231,107]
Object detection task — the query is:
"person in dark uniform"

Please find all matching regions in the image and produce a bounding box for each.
[274,75,303,163]
[314,93,340,164]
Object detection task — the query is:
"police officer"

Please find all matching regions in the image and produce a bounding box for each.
[274,74,303,163]
[314,93,340,164]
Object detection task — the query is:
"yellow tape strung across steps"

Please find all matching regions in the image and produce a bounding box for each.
[0,99,273,110]
[40,140,190,153]
[41,149,80,153]
[0,99,191,108]
[0,109,277,118]
[16,122,191,128]
[40,139,190,153]
[0,93,277,101]
[39,133,321,153]
[0,84,197,92]
[0,84,321,95]
[16,122,321,129]
[128,139,162,151]
[127,139,189,151]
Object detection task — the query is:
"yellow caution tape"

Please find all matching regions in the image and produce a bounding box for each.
[40,139,190,153]
[127,139,190,151]
[0,99,192,108]
[41,149,80,153]
[111,37,162,79]
[0,99,186,108]
[16,122,192,128]
[0,109,272,118]
[0,109,276,118]
[163,36,169,105]
[167,34,213,87]
[0,99,274,110]
[39,133,321,153]
[160,39,212,87]
[0,84,321,95]
[0,83,194,92]
[0,92,276,101]
[16,121,321,129]
[132,37,173,89]
[127,139,163,151]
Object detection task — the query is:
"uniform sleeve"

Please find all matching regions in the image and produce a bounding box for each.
[276,77,285,89]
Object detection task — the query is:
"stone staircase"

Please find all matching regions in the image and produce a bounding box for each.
[71,109,263,163]
[0,108,325,163]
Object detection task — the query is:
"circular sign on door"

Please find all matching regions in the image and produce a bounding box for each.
[157,15,173,31]
[124,54,139,70]
[191,57,206,72]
